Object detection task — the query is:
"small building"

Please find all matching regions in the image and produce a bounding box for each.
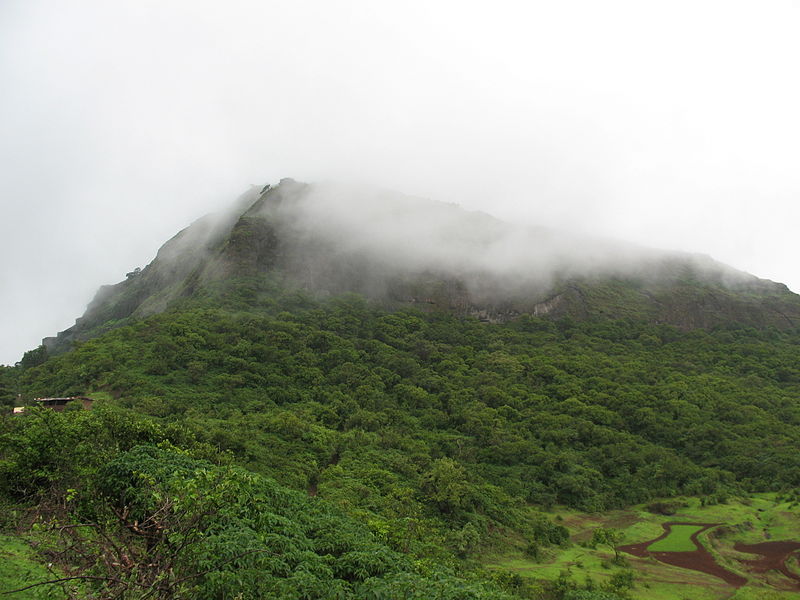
[33,396,94,412]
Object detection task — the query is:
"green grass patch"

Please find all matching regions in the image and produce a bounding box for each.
[622,519,663,544]
[486,495,800,600]
[0,534,66,599]
[647,524,704,552]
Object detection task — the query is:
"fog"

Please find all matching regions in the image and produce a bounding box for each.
[265,180,668,285]
[2,1,799,364]
[243,180,762,312]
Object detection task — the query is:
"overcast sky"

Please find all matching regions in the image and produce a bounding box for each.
[1,0,799,364]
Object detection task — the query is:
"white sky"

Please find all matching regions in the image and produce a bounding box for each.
[1,0,799,364]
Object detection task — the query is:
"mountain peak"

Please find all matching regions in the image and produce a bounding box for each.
[43,180,800,353]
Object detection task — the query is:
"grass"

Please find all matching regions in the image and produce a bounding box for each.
[728,589,800,600]
[0,534,66,599]
[488,545,728,600]
[648,524,705,552]
[483,494,800,600]
[622,519,663,544]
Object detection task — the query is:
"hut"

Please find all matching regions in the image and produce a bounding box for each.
[32,396,94,412]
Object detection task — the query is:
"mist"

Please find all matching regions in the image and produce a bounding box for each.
[264,181,658,283]
[245,180,761,307]
[2,1,799,364]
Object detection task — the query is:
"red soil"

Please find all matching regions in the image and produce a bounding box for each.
[734,540,800,587]
[618,522,747,587]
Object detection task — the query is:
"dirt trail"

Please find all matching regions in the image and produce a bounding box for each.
[618,522,747,587]
[734,540,800,587]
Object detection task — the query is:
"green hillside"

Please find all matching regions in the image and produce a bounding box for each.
[20,291,800,506]
[4,181,800,599]
[0,407,519,599]
[6,285,800,598]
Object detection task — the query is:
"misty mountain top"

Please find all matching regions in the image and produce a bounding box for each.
[44,178,800,354]
[215,179,761,282]
[235,178,784,293]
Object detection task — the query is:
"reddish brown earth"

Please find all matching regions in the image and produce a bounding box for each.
[618,522,747,587]
[734,540,800,587]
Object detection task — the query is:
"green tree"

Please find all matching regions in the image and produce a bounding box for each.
[0,366,17,409]
[17,345,48,370]
[420,458,472,515]
[591,528,625,564]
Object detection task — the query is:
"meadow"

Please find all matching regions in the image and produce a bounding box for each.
[485,494,800,600]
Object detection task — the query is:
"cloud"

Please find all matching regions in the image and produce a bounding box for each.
[252,180,755,305]
[1,0,799,362]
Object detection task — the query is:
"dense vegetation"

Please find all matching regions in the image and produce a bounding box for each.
[4,278,800,598]
[0,365,18,410]
[0,407,526,599]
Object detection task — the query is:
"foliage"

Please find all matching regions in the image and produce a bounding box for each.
[8,281,800,596]
[0,410,518,599]
[564,591,625,600]
[590,528,624,563]
[17,346,48,370]
[0,404,211,503]
[20,294,800,519]
[0,366,17,410]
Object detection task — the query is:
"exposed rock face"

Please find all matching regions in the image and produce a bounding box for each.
[44,179,800,353]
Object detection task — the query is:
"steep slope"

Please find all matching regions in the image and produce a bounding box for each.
[16,284,800,595]
[14,180,800,600]
[44,178,800,353]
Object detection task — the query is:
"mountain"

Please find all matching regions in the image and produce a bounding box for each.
[7,180,800,600]
[43,178,800,354]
